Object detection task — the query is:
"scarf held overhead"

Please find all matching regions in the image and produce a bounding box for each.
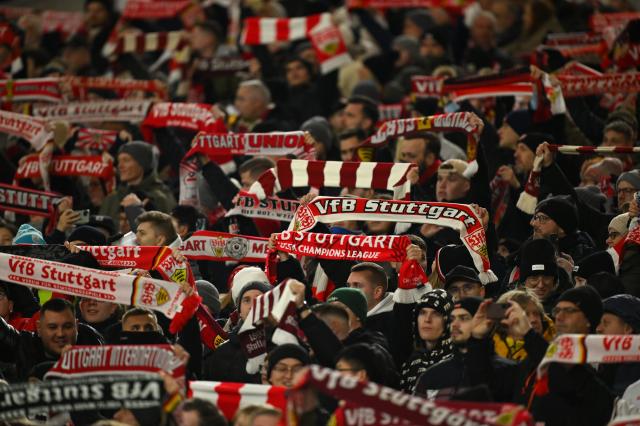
[186,131,310,157]
[226,193,299,223]
[0,110,52,151]
[33,100,152,123]
[180,231,269,263]
[293,197,496,283]
[0,183,61,218]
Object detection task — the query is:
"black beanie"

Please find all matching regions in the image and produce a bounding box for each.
[436,245,476,281]
[535,196,578,235]
[118,141,157,175]
[556,286,603,333]
[574,251,616,280]
[519,238,558,281]
[505,110,532,136]
[68,225,107,246]
[267,344,310,378]
[603,294,640,333]
[519,132,554,154]
[454,296,483,317]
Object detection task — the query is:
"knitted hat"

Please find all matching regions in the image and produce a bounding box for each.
[301,116,333,151]
[351,80,381,104]
[405,10,433,35]
[454,296,483,317]
[230,266,271,307]
[67,225,107,246]
[504,110,532,136]
[518,132,554,154]
[519,238,558,281]
[535,196,578,235]
[196,280,221,316]
[12,224,45,245]
[266,344,310,378]
[393,35,420,62]
[436,245,476,282]
[575,186,607,213]
[444,265,482,289]
[87,215,116,237]
[423,26,450,49]
[438,159,470,178]
[327,288,368,324]
[574,251,616,280]
[616,170,640,190]
[556,286,603,333]
[609,213,630,235]
[603,294,640,333]
[118,141,157,175]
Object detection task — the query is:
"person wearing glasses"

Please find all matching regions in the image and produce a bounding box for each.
[265,344,310,389]
[444,266,485,302]
[616,170,640,213]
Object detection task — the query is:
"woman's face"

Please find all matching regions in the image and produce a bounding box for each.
[525,301,543,335]
[417,307,445,343]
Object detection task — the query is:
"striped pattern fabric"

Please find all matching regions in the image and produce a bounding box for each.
[103,31,187,58]
[241,13,331,45]
[248,159,415,200]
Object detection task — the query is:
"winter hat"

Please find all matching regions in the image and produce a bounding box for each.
[556,286,603,333]
[444,266,482,289]
[454,296,483,317]
[87,215,116,237]
[436,245,476,282]
[351,80,381,104]
[423,26,450,50]
[504,110,532,136]
[575,186,607,213]
[518,132,554,154]
[196,280,221,316]
[574,251,616,280]
[327,288,368,324]
[393,35,420,62]
[405,10,433,36]
[301,116,333,152]
[606,108,638,131]
[67,225,107,246]
[12,224,45,245]
[519,238,558,281]
[603,294,640,333]
[438,159,470,178]
[535,195,578,235]
[118,141,157,175]
[616,170,640,191]
[230,266,271,307]
[266,344,310,378]
[609,213,630,235]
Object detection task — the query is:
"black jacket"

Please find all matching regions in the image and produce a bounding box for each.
[202,325,260,383]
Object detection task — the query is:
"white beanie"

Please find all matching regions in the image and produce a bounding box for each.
[231,267,270,306]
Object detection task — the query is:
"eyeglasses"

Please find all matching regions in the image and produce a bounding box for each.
[531,214,551,223]
[447,282,480,295]
[551,306,582,317]
[608,231,621,240]
[617,188,637,195]
[524,276,554,288]
[271,364,305,376]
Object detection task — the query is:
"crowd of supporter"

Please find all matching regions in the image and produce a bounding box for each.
[0,0,639,425]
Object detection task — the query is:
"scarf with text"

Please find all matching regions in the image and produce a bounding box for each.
[188,381,286,421]
[44,344,186,380]
[75,128,118,151]
[293,197,496,284]
[248,159,415,201]
[0,184,61,234]
[0,375,165,421]
[0,251,196,332]
[66,76,167,100]
[226,193,299,223]
[238,280,300,374]
[0,110,52,151]
[192,55,251,74]
[289,365,532,426]
[180,231,270,263]
[0,78,62,103]
[33,100,152,123]
[364,113,480,177]
[122,0,191,19]
[185,131,312,159]
[0,7,84,37]
[142,102,223,133]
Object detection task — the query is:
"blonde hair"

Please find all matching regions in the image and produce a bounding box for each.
[497,289,544,316]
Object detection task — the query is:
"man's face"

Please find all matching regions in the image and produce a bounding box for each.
[450,307,473,345]
[617,180,637,209]
[234,86,264,121]
[286,60,310,87]
[471,15,495,48]
[85,1,109,29]
[530,212,562,239]
[79,299,117,324]
[335,358,368,381]
[492,2,515,34]
[117,152,144,184]
[498,122,519,149]
[403,18,423,39]
[524,275,556,301]
[420,35,445,58]
[38,309,77,356]
[347,271,382,311]
[239,289,263,321]
[417,307,445,342]
[607,227,626,248]
[514,143,535,174]
[436,173,470,201]
[189,26,216,52]
[344,103,369,132]
[240,170,256,190]
[446,280,484,302]
[0,289,13,320]
[398,138,427,167]
[553,301,590,335]
[252,414,280,426]
[340,136,360,162]
[122,313,159,332]
[135,221,165,246]
[602,129,632,147]
[269,357,305,388]
[180,410,201,426]
[597,313,632,335]
[525,302,543,335]
[0,227,13,246]
[365,220,394,235]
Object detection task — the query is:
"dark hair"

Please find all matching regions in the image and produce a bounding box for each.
[407,234,427,254]
[181,398,228,426]
[194,20,223,41]
[311,303,349,323]
[338,128,366,143]
[402,131,441,158]
[136,211,178,245]
[239,156,275,180]
[171,205,202,234]
[351,262,388,292]
[347,95,380,124]
[122,307,157,324]
[335,343,397,385]
[41,298,75,316]
[604,121,634,141]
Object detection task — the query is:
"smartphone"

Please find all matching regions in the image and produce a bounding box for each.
[75,209,91,225]
[486,302,511,320]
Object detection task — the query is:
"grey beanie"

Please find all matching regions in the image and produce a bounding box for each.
[393,35,420,62]
[575,185,607,213]
[118,141,158,175]
[196,280,221,316]
[301,116,334,151]
[617,170,640,190]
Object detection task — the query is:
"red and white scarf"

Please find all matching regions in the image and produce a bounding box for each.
[307,21,351,74]
[189,381,286,421]
[142,102,223,133]
[66,76,167,100]
[0,78,62,103]
[0,252,196,332]
[180,231,269,263]
[0,7,84,37]
[44,344,187,381]
[122,0,191,20]
[516,155,544,215]
[226,193,299,223]
[547,144,640,155]
[185,131,311,158]
[15,154,115,182]
[0,110,51,151]
[33,100,152,123]
[75,128,118,151]
[590,12,640,33]
[240,13,331,45]
[102,30,187,58]
[248,159,415,201]
[293,197,497,284]
[0,184,61,228]
[238,280,299,374]
[345,0,471,11]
